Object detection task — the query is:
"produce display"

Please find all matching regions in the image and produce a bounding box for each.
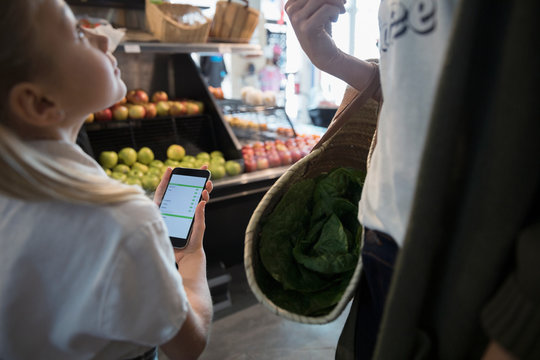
[208,86,224,100]
[258,167,365,316]
[224,115,268,131]
[98,144,243,192]
[240,86,277,107]
[241,135,320,172]
[85,89,204,123]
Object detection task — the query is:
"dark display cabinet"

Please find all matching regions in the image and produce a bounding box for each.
[83,53,241,161]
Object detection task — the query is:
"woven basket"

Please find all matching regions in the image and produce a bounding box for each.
[146,0,211,43]
[245,67,381,324]
[209,0,260,43]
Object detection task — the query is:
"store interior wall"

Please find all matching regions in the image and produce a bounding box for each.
[70,0,380,126]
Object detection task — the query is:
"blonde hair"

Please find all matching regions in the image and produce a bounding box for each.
[0,1,146,205]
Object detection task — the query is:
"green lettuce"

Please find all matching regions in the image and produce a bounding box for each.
[257,167,365,316]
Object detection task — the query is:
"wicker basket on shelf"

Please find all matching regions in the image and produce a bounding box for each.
[244,73,381,324]
[146,0,211,43]
[209,0,260,43]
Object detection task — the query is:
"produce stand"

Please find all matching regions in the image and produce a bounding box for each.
[69,1,322,308]
[79,37,306,268]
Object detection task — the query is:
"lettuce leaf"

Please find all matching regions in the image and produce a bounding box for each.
[258,167,365,316]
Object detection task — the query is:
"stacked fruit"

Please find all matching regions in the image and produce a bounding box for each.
[224,115,268,131]
[85,89,204,123]
[208,86,224,100]
[99,144,243,192]
[241,135,320,172]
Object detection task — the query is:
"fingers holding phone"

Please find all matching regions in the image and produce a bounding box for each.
[154,167,173,207]
[158,167,210,250]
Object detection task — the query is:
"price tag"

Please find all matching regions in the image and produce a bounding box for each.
[123,44,141,54]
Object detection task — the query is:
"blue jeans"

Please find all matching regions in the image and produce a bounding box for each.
[354,229,399,360]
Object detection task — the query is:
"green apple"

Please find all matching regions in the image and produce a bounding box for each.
[99,151,118,169]
[110,172,127,182]
[127,169,145,178]
[137,147,155,165]
[179,161,195,168]
[196,152,210,162]
[149,159,164,169]
[225,160,242,176]
[118,147,137,166]
[132,162,149,174]
[113,164,130,174]
[183,155,196,163]
[210,150,224,159]
[156,101,170,117]
[167,144,186,161]
[210,156,225,166]
[125,177,142,187]
[194,158,209,169]
[141,174,160,191]
[147,167,161,177]
[209,163,226,180]
[105,168,112,176]
[164,159,180,167]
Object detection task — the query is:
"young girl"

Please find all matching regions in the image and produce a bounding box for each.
[0,1,213,359]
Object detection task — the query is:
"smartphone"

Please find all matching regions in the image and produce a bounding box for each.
[159,167,210,249]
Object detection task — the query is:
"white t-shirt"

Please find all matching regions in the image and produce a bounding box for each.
[359,0,457,246]
[0,141,189,359]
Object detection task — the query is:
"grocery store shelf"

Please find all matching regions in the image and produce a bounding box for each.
[212,166,289,190]
[118,40,262,55]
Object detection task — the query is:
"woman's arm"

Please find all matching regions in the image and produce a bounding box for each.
[160,199,213,359]
[285,0,380,100]
[154,167,213,359]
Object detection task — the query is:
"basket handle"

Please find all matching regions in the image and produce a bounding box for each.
[312,62,381,151]
[226,0,250,8]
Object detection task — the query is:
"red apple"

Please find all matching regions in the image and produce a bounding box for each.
[264,141,276,151]
[84,113,95,123]
[151,91,168,103]
[288,147,302,163]
[94,108,112,122]
[184,101,200,115]
[256,156,270,170]
[267,151,281,167]
[241,146,254,158]
[277,150,292,165]
[115,97,127,106]
[243,156,257,172]
[275,142,288,152]
[298,146,310,157]
[128,104,146,119]
[143,103,157,118]
[170,101,186,116]
[285,138,296,148]
[111,104,129,121]
[126,89,149,105]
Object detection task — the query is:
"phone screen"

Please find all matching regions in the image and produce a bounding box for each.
[160,172,207,247]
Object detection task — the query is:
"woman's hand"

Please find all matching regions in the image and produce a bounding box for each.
[154,166,213,263]
[153,166,213,207]
[285,0,346,72]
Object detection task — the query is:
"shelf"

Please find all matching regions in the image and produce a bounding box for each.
[212,165,289,190]
[117,40,262,55]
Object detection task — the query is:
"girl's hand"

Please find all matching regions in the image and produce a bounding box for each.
[153,166,213,207]
[174,193,207,263]
[154,165,213,263]
[153,167,173,207]
[285,0,346,73]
